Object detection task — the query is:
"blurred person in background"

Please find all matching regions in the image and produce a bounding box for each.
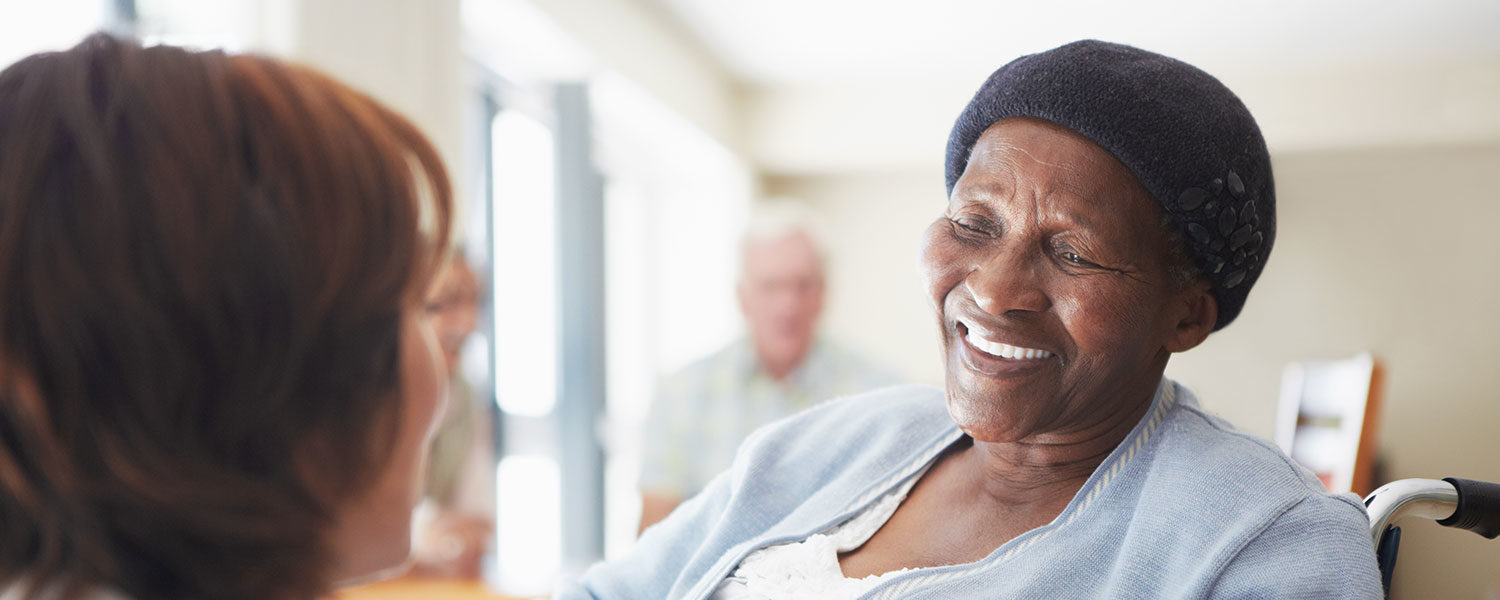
[638,202,898,532]
[411,252,496,580]
[0,34,452,600]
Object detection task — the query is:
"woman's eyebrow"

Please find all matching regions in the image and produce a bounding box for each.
[956,177,1013,201]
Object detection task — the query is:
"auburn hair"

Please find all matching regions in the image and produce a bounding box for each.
[0,34,453,599]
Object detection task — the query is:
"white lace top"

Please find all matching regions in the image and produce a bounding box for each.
[711,467,930,600]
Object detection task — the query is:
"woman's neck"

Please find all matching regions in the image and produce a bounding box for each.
[959,385,1156,510]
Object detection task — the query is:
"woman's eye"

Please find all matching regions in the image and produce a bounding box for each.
[950,217,990,237]
[1047,238,1100,268]
[1058,249,1100,268]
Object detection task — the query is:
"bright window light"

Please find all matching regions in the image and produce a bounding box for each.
[134,0,251,50]
[491,109,558,417]
[494,455,561,595]
[0,0,108,70]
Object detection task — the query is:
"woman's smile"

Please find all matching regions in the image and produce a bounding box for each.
[955,319,1056,378]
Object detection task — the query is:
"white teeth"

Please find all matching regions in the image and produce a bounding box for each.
[962,324,1052,360]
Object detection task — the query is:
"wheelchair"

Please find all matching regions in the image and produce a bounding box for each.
[1364,478,1500,598]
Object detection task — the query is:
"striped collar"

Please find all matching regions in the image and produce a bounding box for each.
[862,379,1180,599]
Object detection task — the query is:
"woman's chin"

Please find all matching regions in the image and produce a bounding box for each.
[333,551,413,590]
[945,394,1042,444]
[329,526,415,589]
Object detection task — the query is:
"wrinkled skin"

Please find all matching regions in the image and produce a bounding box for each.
[920,117,1215,445]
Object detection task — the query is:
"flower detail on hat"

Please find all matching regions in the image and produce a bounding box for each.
[1175,169,1264,289]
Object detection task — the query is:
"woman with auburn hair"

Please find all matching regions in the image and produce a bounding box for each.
[0,34,453,600]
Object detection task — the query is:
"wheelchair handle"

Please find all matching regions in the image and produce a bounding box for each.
[1365,477,1500,550]
[1435,477,1500,540]
[1365,478,1457,550]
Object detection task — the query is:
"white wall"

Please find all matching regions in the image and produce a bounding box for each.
[775,143,1500,599]
[744,83,972,175]
[523,0,742,152]
[745,59,1500,176]
[285,0,467,198]
[1228,59,1500,155]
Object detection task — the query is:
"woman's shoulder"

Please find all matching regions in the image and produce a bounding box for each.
[740,384,951,457]
[1091,382,1380,595]
[794,383,948,425]
[1147,382,1368,517]
[723,384,955,499]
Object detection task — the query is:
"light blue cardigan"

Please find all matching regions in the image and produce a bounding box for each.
[563,380,1383,599]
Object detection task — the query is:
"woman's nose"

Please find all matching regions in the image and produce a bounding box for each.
[963,248,1050,316]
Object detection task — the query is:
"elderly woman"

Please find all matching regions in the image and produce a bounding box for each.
[567,41,1381,599]
[0,35,451,599]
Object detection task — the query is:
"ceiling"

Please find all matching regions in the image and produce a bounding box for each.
[646,0,1500,86]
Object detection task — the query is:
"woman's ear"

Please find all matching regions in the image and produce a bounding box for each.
[1165,279,1217,353]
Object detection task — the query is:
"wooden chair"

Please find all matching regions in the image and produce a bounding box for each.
[1274,353,1385,496]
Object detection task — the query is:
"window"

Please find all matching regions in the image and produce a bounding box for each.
[465,3,753,591]
[0,0,112,69]
[487,102,565,594]
[491,108,560,419]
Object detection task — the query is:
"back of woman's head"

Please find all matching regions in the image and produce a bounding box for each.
[0,34,452,599]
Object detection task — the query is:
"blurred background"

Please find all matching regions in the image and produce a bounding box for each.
[4,0,1499,598]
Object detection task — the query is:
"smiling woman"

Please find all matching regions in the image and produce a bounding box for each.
[563,40,1382,600]
[924,117,1214,447]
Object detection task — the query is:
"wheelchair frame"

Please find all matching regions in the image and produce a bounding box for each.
[1364,477,1500,598]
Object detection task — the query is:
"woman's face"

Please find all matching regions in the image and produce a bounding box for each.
[328,306,447,584]
[921,118,1211,443]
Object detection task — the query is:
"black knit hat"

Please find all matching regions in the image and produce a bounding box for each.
[945,40,1273,331]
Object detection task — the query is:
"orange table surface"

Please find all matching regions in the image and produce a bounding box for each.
[335,577,532,600]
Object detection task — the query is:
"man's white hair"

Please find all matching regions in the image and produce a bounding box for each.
[738,198,827,285]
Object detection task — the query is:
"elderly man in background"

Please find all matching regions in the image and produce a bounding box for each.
[638,203,899,532]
